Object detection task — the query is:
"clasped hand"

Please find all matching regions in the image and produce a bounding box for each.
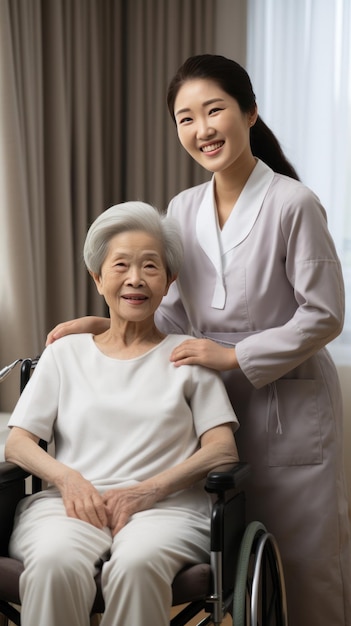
[60,471,157,536]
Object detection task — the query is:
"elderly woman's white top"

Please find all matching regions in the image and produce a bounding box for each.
[8,333,237,514]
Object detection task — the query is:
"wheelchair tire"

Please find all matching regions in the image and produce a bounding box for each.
[232,521,288,626]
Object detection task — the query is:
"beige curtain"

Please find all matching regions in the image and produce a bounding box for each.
[0,0,215,410]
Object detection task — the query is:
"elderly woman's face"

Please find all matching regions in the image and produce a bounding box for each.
[92,230,172,323]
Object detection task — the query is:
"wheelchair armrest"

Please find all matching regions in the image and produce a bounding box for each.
[205,462,250,494]
[207,463,249,587]
[0,461,29,486]
[0,462,29,556]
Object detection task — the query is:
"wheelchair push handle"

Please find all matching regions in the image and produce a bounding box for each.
[0,360,23,383]
[0,356,40,392]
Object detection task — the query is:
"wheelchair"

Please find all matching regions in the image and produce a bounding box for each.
[0,358,288,626]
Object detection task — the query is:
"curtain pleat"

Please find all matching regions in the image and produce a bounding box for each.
[0,0,45,408]
[0,0,216,410]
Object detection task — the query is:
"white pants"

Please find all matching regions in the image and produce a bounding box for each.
[9,493,210,626]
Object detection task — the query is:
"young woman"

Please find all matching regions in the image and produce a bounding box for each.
[6,201,238,626]
[47,55,351,626]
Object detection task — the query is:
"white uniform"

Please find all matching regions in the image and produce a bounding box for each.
[8,333,237,626]
[155,160,351,626]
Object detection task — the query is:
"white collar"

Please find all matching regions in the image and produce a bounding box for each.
[195,160,274,309]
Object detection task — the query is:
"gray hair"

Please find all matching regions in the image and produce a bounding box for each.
[83,201,183,277]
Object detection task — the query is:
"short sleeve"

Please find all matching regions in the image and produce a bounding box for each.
[188,365,239,437]
[8,346,60,442]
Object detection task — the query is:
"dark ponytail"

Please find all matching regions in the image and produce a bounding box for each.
[167,54,300,181]
[251,117,299,180]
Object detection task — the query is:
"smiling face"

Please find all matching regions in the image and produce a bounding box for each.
[174,78,257,176]
[91,230,172,326]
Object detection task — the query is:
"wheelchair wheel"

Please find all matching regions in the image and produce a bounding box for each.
[233,521,288,626]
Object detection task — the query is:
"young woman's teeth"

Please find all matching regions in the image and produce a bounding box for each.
[202,142,223,153]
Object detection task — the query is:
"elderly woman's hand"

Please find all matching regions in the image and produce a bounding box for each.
[102,484,159,536]
[57,468,108,529]
[5,426,108,529]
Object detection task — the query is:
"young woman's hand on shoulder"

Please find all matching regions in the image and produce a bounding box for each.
[46,316,110,345]
[170,337,239,371]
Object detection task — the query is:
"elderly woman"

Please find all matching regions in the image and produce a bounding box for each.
[5,201,239,626]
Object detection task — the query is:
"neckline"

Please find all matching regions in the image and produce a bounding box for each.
[89,333,170,363]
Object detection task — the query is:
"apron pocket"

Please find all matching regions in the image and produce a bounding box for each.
[267,379,322,467]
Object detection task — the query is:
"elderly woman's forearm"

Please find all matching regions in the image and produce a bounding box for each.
[5,427,76,488]
[141,426,238,502]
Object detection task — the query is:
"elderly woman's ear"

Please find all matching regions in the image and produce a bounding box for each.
[165,274,177,293]
[90,271,103,295]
